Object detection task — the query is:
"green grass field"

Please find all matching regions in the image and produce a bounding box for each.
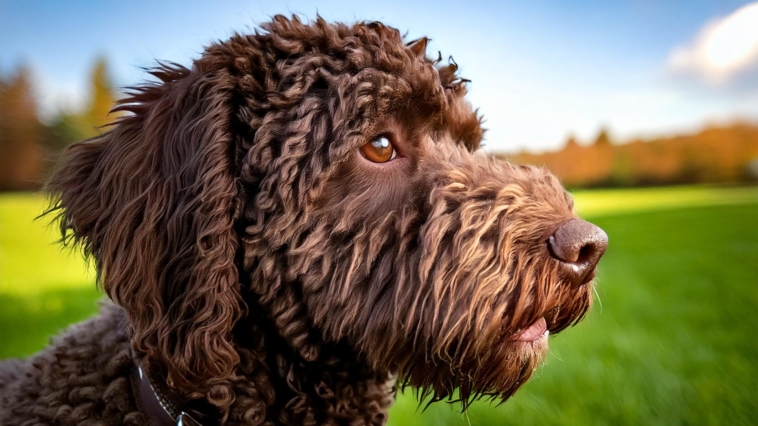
[1,186,757,425]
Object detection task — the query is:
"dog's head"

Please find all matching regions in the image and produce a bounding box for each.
[48,16,606,410]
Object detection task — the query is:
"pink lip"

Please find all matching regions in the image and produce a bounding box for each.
[511,317,548,342]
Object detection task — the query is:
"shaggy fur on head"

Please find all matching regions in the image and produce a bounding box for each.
[0,16,598,425]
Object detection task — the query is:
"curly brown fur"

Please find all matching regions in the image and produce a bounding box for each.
[1,16,601,425]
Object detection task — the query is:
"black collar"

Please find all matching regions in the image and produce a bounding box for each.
[131,357,204,426]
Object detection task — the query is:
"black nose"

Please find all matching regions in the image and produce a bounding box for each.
[548,219,608,286]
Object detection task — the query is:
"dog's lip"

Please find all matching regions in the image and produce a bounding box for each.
[511,317,548,342]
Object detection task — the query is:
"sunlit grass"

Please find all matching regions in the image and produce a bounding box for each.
[1,186,757,424]
[572,184,757,217]
[0,193,99,358]
[0,192,95,296]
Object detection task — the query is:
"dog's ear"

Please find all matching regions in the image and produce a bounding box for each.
[47,62,243,399]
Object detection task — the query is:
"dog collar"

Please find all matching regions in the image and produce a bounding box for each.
[132,360,203,426]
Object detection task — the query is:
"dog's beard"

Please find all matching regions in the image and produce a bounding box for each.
[385,257,594,406]
[402,330,550,407]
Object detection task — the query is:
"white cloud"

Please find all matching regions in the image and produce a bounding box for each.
[668,2,758,85]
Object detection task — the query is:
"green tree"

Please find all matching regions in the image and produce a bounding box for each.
[45,56,120,150]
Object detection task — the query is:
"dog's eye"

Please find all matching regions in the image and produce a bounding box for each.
[360,136,397,163]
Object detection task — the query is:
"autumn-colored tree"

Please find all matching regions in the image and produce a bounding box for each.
[0,57,121,190]
[507,123,758,188]
[0,65,45,190]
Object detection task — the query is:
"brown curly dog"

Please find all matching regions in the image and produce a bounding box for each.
[0,16,607,426]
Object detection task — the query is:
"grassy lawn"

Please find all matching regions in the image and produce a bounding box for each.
[1,186,757,425]
[0,193,99,358]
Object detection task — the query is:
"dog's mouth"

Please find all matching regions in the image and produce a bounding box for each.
[509,317,548,343]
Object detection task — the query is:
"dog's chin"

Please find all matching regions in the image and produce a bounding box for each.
[452,335,550,404]
[425,321,552,404]
[449,309,582,402]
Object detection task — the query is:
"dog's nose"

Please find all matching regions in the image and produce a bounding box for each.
[547,219,608,286]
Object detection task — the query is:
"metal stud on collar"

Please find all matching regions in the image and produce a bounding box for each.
[177,412,202,426]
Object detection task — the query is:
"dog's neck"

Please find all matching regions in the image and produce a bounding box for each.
[133,307,395,425]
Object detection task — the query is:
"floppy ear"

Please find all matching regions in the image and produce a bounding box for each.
[47,62,243,398]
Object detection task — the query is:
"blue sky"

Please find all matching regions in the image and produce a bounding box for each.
[2,0,756,152]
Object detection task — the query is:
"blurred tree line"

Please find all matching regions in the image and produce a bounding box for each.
[506,125,758,189]
[0,57,118,190]
[2,56,757,191]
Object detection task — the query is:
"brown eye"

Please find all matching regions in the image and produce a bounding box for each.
[360,135,397,163]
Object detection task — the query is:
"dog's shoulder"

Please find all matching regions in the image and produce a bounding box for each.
[0,302,146,425]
